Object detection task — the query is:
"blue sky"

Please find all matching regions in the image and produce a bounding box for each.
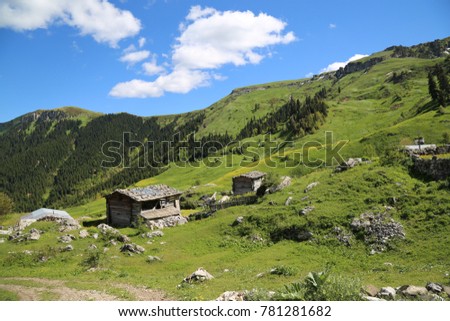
[0,0,449,123]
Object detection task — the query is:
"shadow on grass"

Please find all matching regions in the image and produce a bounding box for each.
[82,218,106,227]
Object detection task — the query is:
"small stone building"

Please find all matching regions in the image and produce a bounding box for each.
[106,185,182,227]
[232,171,266,195]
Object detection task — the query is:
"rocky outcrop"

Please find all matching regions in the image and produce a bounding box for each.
[350,210,405,252]
[269,176,292,193]
[335,57,384,79]
[141,230,164,239]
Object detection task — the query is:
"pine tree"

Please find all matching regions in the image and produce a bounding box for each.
[428,72,439,101]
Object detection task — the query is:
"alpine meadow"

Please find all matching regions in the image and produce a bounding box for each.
[1,33,450,302]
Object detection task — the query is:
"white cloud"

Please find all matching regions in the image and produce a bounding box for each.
[110,5,296,98]
[142,57,165,76]
[320,54,369,73]
[119,50,150,65]
[138,37,146,48]
[329,23,336,29]
[0,0,141,47]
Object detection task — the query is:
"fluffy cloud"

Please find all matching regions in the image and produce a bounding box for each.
[110,5,296,98]
[0,0,141,47]
[320,54,369,73]
[120,50,150,65]
[142,58,165,76]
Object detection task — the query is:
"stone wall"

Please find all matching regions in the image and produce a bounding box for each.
[412,157,450,180]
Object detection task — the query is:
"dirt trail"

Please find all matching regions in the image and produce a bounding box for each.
[0,277,171,301]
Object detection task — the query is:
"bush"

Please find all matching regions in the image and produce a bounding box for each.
[0,192,14,216]
[278,266,361,301]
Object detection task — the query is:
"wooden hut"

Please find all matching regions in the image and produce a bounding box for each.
[105,184,182,227]
[232,171,266,195]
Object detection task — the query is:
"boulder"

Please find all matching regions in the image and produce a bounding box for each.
[378,287,396,300]
[426,282,443,293]
[304,182,319,193]
[120,243,145,254]
[97,223,120,236]
[28,228,41,241]
[362,284,380,297]
[117,234,131,243]
[269,176,292,193]
[58,219,81,232]
[79,230,90,239]
[362,295,386,301]
[216,291,245,301]
[88,244,98,250]
[399,285,428,297]
[183,268,214,283]
[232,216,244,227]
[146,215,188,229]
[442,285,450,298]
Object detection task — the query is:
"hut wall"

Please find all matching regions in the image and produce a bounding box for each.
[233,177,254,195]
[107,194,133,227]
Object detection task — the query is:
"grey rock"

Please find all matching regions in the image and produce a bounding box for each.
[426,282,443,293]
[145,215,188,229]
[362,295,386,301]
[92,233,99,239]
[79,230,90,239]
[88,244,98,250]
[216,291,245,301]
[399,285,428,297]
[363,284,380,297]
[146,255,162,262]
[378,287,396,300]
[183,267,214,283]
[269,176,292,193]
[285,196,293,206]
[304,182,319,193]
[120,243,145,254]
[58,234,75,243]
[28,229,41,241]
[142,230,164,239]
[62,244,74,252]
[299,206,315,215]
[117,234,131,243]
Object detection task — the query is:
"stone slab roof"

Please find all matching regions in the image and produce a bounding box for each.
[140,206,180,220]
[233,171,266,179]
[110,184,182,202]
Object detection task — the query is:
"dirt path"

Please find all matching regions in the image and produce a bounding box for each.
[0,277,171,301]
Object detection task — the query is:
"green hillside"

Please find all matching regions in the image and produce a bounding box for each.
[0,37,449,301]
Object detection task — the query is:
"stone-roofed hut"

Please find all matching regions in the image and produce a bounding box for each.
[232,171,266,195]
[106,185,182,227]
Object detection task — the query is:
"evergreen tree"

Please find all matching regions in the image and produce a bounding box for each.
[428,72,439,101]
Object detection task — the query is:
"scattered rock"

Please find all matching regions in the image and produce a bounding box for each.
[363,284,380,297]
[28,229,41,241]
[97,223,120,236]
[304,182,319,193]
[250,235,264,242]
[183,268,214,283]
[23,250,33,255]
[285,196,293,206]
[232,216,244,227]
[256,273,265,278]
[442,285,450,297]
[223,269,230,273]
[58,219,81,232]
[92,233,99,240]
[79,230,90,239]
[117,234,131,243]
[426,282,443,293]
[88,244,98,250]
[378,287,396,300]
[335,158,366,172]
[146,255,162,262]
[351,211,405,251]
[299,206,315,215]
[301,196,309,201]
[109,239,117,246]
[269,176,292,193]
[58,234,75,243]
[120,243,145,254]
[62,245,74,252]
[142,230,164,239]
[399,285,428,297]
[268,200,276,206]
[216,291,245,301]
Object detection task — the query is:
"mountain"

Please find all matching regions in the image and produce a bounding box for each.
[1,37,449,212]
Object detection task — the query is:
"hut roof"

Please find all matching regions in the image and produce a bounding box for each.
[21,208,73,221]
[110,184,182,202]
[233,171,266,179]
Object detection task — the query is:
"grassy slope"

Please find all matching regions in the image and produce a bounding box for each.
[1,54,450,300]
